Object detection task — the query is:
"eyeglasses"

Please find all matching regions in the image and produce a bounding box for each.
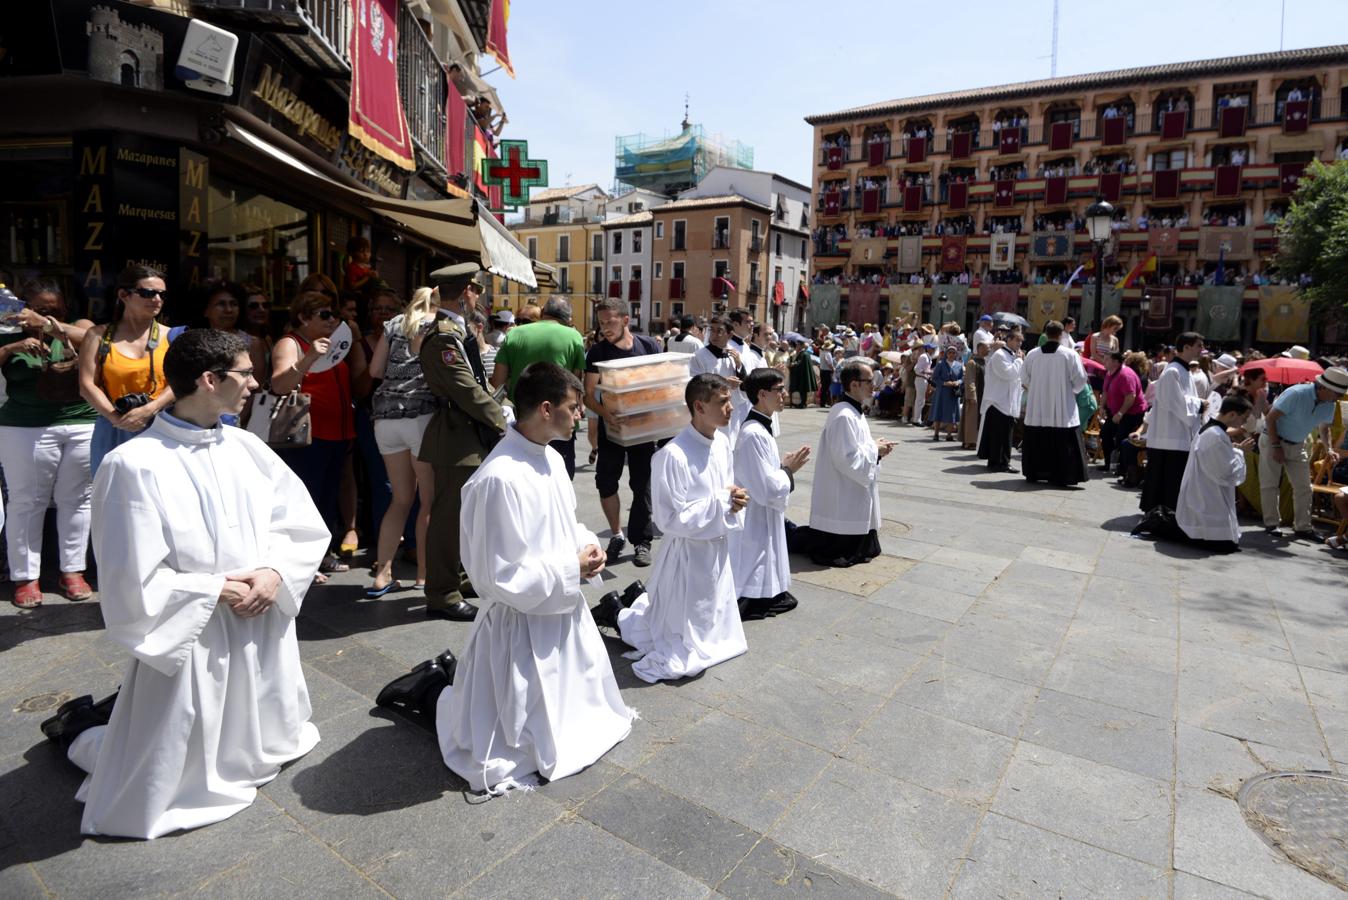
[214,368,255,380]
[129,287,166,299]
[315,309,336,320]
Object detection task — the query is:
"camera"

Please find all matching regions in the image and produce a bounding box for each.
[114,393,151,414]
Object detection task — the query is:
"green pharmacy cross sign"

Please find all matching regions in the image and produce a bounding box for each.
[480,140,547,210]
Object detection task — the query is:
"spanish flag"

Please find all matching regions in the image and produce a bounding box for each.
[486,0,514,78]
[1115,251,1157,290]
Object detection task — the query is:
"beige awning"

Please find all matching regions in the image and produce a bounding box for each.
[228,123,537,288]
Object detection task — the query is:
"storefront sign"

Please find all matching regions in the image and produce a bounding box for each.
[240,43,408,198]
[179,149,209,293]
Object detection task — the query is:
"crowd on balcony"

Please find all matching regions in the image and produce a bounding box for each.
[1201,207,1248,227]
[944,124,983,148]
[821,133,851,151]
[813,224,848,254]
[1036,160,1080,178]
[1082,156,1138,175]
[1216,92,1251,109]
[935,217,976,236]
[991,115,1029,136]
[991,163,1030,181]
[1137,210,1192,229]
[1100,104,1136,128]
[1032,214,1086,232]
[1211,146,1251,166]
[904,123,933,140]
[984,215,1025,234]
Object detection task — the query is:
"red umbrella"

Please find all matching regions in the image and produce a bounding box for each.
[1238,357,1324,385]
[1081,357,1106,376]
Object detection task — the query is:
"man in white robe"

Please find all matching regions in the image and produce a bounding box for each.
[977,329,1026,472]
[1020,321,1090,486]
[603,374,750,682]
[729,369,810,620]
[1139,331,1205,512]
[789,359,893,567]
[1177,393,1254,552]
[690,315,748,443]
[377,362,632,793]
[41,330,329,839]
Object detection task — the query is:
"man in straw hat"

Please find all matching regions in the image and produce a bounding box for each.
[1258,365,1348,539]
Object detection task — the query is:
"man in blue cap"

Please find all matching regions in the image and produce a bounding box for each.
[972,314,995,353]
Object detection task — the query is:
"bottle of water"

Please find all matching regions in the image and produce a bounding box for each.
[0,283,24,333]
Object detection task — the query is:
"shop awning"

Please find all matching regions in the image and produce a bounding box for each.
[228,123,537,288]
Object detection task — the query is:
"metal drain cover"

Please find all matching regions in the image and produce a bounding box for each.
[14,691,73,713]
[1237,771,1348,890]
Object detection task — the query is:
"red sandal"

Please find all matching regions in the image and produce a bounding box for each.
[12,580,42,609]
[59,573,94,601]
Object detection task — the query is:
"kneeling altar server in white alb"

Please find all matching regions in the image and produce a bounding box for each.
[40,329,330,839]
[788,359,893,567]
[1177,392,1254,553]
[597,374,750,681]
[730,368,810,619]
[377,362,633,794]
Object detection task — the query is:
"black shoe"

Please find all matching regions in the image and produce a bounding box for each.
[426,600,478,622]
[737,596,774,621]
[376,657,451,718]
[767,591,799,617]
[89,691,118,724]
[605,535,626,566]
[434,650,458,685]
[620,581,645,608]
[1294,529,1322,543]
[590,591,624,630]
[633,542,653,567]
[40,695,108,750]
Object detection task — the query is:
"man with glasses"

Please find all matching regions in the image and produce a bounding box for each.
[41,328,330,838]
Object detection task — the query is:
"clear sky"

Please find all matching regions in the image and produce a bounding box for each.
[484,0,1345,194]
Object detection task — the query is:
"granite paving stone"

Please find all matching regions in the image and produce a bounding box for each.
[1021,688,1175,780]
[891,657,1041,737]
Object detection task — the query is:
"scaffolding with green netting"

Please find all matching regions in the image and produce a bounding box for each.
[614,125,754,196]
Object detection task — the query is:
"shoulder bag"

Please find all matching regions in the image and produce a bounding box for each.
[35,337,84,405]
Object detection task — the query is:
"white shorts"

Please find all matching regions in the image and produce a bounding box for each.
[374,413,433,457]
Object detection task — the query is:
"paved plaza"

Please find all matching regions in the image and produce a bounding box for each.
[1,407,1345,898]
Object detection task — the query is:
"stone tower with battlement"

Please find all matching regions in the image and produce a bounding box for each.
[87,5,164,90]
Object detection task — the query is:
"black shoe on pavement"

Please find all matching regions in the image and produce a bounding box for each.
[426,600,478,622]
[40,695,109,751]
[633,542,652,567]
[1294,529,1322,543]
[619,580,645,608]
[590,591,625,630]
[605,535,626,566]
[767,591,799,616]
[376,657,452,722]
[434,650,458,685]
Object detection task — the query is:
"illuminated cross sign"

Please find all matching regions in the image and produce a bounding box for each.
[480,139,547,209]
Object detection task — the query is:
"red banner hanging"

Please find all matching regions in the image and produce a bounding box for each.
[773,281,786,305]
[999,130,1021,155]
[1214,164,1241,198]
[994,179,1015,207]
[1143,286,1174,331]
[1101,116,1126,146]
[1160,110,1187,140]
[1219,106,1247,138]
[485,0,514,78]
[951,131,971,159]
[1045,176,1068,206]
[1280,161,1307,195]
[940,235,966,273]
[1049,121,1073,151]
[907,136,926,164]
[445,84,469,180]
[1152,169,1180,201]
[1283,99,1310,134]
[823,190,840,216]
[867,141,886,166]
[847,284,880,327]
[348,0,416,171]
[947,181,968,210]
[826,147,843,170]
[862,189,880,214]
[980,284,1020,314]
[1148,227,1181,256]
[1099,171,1122,202]
[903,185,923,213]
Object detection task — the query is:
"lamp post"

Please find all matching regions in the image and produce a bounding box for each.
[1085,199,1114,333]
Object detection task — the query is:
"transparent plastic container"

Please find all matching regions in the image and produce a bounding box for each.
[605,403,689,447]
[602,381,686,415]
[595,351,692,391]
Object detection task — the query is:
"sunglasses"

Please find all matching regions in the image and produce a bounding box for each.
[129,287,166,299]
[247,301,271,310]
[315,309,336,320]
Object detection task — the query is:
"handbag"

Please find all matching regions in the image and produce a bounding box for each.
[246,389,312,449]
[35,338,84,405]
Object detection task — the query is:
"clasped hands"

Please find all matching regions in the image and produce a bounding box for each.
[219,568,283,617]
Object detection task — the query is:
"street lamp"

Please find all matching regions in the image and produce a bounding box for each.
[1085,198,1114,332]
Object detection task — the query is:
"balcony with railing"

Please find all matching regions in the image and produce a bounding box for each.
[750,235,764,252]
[713,232,731,249]
[746,279,762,297]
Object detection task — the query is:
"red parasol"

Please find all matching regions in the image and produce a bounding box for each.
[1238,357,1324,385]
[1081,357,1106,376]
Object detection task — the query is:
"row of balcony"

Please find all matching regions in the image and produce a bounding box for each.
[817,95,1343,167]
[815,163,1307,216]
[811,225,1281,258]
[499,277,766,300]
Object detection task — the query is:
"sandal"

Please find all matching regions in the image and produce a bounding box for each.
[588,448,598,465]
[12,580,42,609]
[313,572,330,585]
[320,553,350,574]
[1327,535,1346,551]
[58,573,94,601]
[365,580,403,599]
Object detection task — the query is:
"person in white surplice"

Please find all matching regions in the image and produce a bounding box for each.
[376,362,633,794]
[1019,320,1090,486]
[597,373,750,683]
[1176,392,1255,553]
[787,359,893,567]
[689,316,748,444]
[40,329,330,839]
[729,368,810,620]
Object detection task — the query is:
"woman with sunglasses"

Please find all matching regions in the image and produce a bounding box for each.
[241,284,275,374]
[78,265,175,477]
[0,280,98,607]
[271,290,361,579]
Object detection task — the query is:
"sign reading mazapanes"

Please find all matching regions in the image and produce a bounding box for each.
[249,62,343,153]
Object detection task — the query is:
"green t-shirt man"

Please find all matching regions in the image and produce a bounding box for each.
[491,318,586,400]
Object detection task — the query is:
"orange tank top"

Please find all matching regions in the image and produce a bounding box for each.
[99,322,169,402]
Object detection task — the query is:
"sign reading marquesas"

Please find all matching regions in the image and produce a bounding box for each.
[348,0,415,171]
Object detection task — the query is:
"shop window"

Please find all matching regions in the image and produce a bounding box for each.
[208,173,311,305]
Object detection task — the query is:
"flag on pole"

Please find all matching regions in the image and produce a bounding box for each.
[486,0,514,78]
[1115,252,1157,290]
[1063,264,1087,293]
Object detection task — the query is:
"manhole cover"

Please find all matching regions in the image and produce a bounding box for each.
[1237,771,1348,890]
[881,519,912,536]
[14,691,73,713]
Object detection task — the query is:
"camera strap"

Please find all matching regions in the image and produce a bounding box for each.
[98,319,161,395]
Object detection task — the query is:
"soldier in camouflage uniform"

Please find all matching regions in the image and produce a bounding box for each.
[418,262,506,621]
